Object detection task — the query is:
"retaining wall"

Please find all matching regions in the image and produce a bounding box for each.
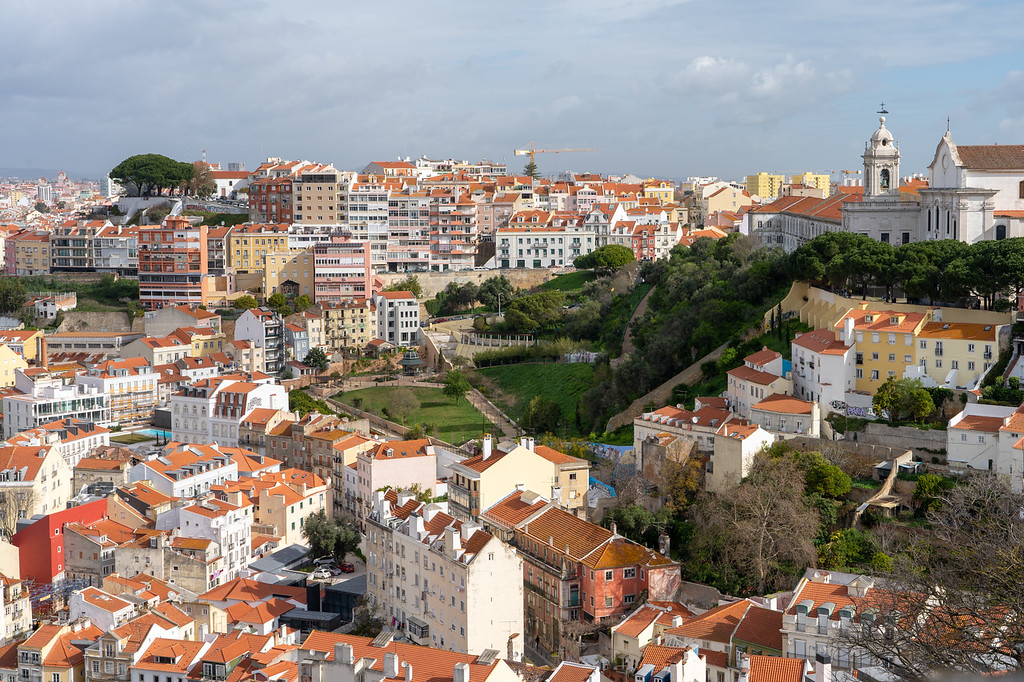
[378,268,559,299]
[856,423,946,461]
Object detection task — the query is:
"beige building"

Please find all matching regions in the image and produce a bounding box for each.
[215,468,329,547]
[265,247,315,297]
[0,444,73,524]
[0,575,31,641]
[707,423,775,494]
[227,223,291,274]
[121,335,193,366]
[610,602,693,672]
[448,436,589,521]
[286,310,326,349]
[226,340,265,375]
[74,457,131,495]
[366,490,524,657]
[354,440,437,525]
[745,172,785,200]
[321,299,375,351]
[18,622,104,682]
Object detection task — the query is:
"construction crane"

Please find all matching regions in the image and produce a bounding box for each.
[513,142,597,170]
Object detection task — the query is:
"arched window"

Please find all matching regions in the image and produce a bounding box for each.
[880,169,890,189]
[997,224,1007,240]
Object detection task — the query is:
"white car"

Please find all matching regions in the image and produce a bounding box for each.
[311,568,332,580]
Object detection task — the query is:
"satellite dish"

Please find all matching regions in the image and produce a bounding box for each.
[691,416,699,424]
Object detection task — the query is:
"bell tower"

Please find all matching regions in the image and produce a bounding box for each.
[863,112,901,198]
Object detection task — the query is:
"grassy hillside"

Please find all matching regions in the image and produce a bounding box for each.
[475,363,594,436]
[338,386,491,445]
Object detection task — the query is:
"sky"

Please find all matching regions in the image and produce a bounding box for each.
[3,0,1024,182]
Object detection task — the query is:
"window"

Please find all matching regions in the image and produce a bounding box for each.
[605,570,613,581]
[623,567,635,579]
[904,355,911,363]
[855,369,863,379]
[870,370,879,380]
[888,354,895,361]
[871,352,879,361]
[604,596,613,607]
[624,594,635,604]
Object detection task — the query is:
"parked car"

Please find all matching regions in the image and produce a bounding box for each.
[339,562,355,573]
[313,556,335,566]
[311,568,332,580]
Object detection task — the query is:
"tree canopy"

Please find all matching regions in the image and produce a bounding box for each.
[110,154,193,196]
[872,376,935,424]
[303,347,330,373]
[574,244,636,274]
[443,369,471,405]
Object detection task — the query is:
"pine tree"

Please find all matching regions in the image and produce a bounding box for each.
[523,159,540,179]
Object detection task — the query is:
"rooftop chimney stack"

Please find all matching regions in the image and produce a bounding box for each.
[384,653,399,680]
[454,663,470,682]
[814,653,832,682]
[482,435,492,460]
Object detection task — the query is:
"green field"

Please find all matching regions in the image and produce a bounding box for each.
[476,363,594,436]
[536,271,597,292]
[337,386,492,445]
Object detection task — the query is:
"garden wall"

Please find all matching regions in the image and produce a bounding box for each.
[856,423,946,462]
[378,268,557,299]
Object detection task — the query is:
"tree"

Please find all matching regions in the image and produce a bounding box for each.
[233,295,258,310]
[268,292,291,317]
[0,490,32,540]
[662,457,703,514]
[303,347,330,373]
[801,452,852,499]
[443,370,471,405]
[34,201,48,213]
[837,474,1024,679]
[478,275,513,310]
[524,396,562,434]
[126,301,145,324]
[574,244,636,275]
[872,377,935,423]
[603,504,657,545]
[386,388,420,425]
[294,294,312,312]
[302,509,338,560]
[912,472,946,513]
[384,276,423,298]
[332,514,361,563]
[0,280,28,315]
[523,159,540,179]
[691,455,819,594]
[504,291,565,333]
[181,161,215,197]
[110,153,192,196]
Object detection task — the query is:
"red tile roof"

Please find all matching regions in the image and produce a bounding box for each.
[747,655,807,682]
[954,144,1024,170]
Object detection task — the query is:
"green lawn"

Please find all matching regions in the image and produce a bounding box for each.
[475,363,594,436]
[536,271,597,292]
[110,433,154,444]
[338,386,492,446]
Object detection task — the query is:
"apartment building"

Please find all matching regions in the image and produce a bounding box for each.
[313,239,378,305]
[0,575,31,641]
[0,443,73,527]
[295,164,350,224]
[836,308,928,393]
[790,328,855,407]
[707,423,775,494]
[10,231,50,276]
[781,569,875,669]
[156,498,252,582]
[946,403,1024,489]
[321,299,375,352]
[122,335,192,366]
[170,375,287,446]
[5,417,110,469]
[138,216,211,310]
[128,443,240,498]
[3,368,109,438]
[481,493,678,656]
[18,622,104,682]
[0,345,28,387]
[633,404,742,455]
[345,175,394,268]
[235,307,286,375]
[248,176,295,224]
[913,321,1001,389]
[227,223,290,274]
[76,358,158,426]
[663,599,784,671]
[448,436,589,522]
[365,490,524,656]
[69,587,136,631]
[50,220,103,272]
[373,291,420,346]
[214,467,327,546]
[264,413,355,483]
[264,247,315,298]
[725,348,792,418]
[0,331,45,366]
[206,224,232,275]
[387,189,432,272]
[745,173,785,200]
[354,440,437,525]
[429,190,478,271]
[610,602,694,672]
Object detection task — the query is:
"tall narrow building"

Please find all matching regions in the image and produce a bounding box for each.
[138,216,210,310]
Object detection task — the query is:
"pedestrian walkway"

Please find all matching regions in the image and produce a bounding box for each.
[466,388,520,439]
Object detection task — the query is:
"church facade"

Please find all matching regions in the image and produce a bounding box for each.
[750,116,1024,251]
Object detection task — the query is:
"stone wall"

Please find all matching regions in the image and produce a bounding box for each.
[786,435,914,477]
[378,268,559,299]
[856,423,946,461]
[58,311,141,334]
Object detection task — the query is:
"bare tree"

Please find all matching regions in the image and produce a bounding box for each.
[386,387,420,426]
[837,474,1024,679]
[691,455,819,594]
[0,489,33,540]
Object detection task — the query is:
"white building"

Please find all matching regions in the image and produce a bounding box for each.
[365,490,524,657]
[234,307,286,375]
[4,417,110,469]
[707,423,776,494]
[725,348,793,418]
[156,498,253,582]
[170,375,286,447]
[76,357,158,426]
[373,291,420,346]
[128,443,240,498]
[68,586,136,631]
[790,327,856,409]
[946,403,1024,491]
[2,368,109,438]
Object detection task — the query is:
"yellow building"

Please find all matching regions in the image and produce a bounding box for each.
[19,622,104,682]
[704,185,755,219]
[264,247,315,297]
[12,231,51,276]
[642,179,675,204]
[0,343,29,384]
[836,308,929,393]
[745,172,785,199]
[448,435,590,521]
[790,171,831,197]
[321,299,374,351]
[915,322,1002,389]
[227,223,291,274]
[0,330,44,366]
[170,326,225,356]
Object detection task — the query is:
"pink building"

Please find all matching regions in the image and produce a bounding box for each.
[313,238,379,305]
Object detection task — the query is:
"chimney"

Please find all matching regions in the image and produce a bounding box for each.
[383,652,400,679]
[336,643,354,665]
[671,615,682,627]
[482,435,492,460]
[453,663,470,682]
[404,663,413,682]
[610,521,617,536]
[738,654,750,682]
[522,437,534,452]
[843,316,854,345]
[814,653,831,682]
[445,527,462,556]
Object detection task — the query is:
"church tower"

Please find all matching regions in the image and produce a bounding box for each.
[863,116,901,198]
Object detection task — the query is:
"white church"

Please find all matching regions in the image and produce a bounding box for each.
[750,116,1024,250]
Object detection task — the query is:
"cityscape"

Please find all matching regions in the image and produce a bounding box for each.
[0,4,1023,682]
